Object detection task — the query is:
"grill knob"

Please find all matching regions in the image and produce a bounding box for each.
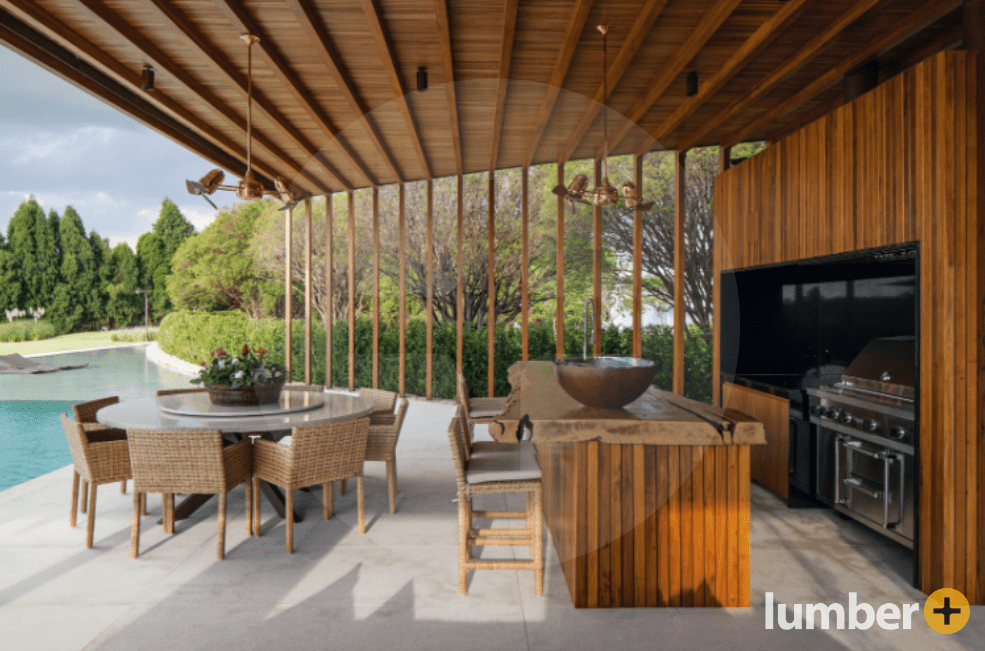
[863,419,879,433]
[825,408,839,419]
[890,426,907,440]
[839,411,854,425]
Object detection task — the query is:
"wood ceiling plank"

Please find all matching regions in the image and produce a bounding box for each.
[557,0,671,165]
[285,0,406,183]
[722,0,963,148]
[359,0,432,180]
[522,0,594,168]
[212,0,379,187]
[488,0,519,172]
[626,0,814,155]
[676,0,890,152]
[434,0,461,174]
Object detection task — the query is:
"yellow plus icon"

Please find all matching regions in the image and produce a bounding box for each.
[924,589,970,634]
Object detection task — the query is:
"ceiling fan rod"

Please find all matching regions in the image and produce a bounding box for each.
[241,34,259,177]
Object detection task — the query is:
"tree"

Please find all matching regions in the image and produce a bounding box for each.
[49,207,102,332]
[103,243,142,327]
[169,201,280,317]
[153,198,195,257]
[136,232,170,321]
[3,199,42,310]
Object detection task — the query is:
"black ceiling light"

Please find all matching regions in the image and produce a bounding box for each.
[417,66,428,92]
[686,71,698,97]
[141,65,155,92]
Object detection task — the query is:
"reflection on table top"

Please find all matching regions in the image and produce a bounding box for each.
[96,393,372,433]
[156,391,326,418]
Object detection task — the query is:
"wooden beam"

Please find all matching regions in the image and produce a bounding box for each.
[304,197,313,385]
[558,0,671,165]
[456,174,465,378]
[712,148,730,406]
[348,191,356,391]
[593,158,603,356]
[489,0,520,172]
[557,162,565,359]
[285,0,404,182]
[966,0,985,50]
[326,194,333,388]
[522,0,595,168]
[722,0,962,148]
[359,0,432,180]
[136,0,347,191]
[285,206,294,382]
[399,184,406,396]
[488,171,496,397]
[632,154,643,359]
[373,187,380,389]
[212,0,377,188]
[521,166,530,361]
[673,151,686,395]
[426,179,435,398]
[677,0,893,151]
[627,0,813,155]
[434,0,462,175]
[0,5,261,188]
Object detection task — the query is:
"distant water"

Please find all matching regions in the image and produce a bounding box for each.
[0,346,194,491]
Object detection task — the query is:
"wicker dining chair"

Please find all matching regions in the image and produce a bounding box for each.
[71,397,129,498]
[357,388,398,425]
[127,429,253,560]
[456,374,507,426]
[253,417,370,553]
[366,398,408,514]
[447,405,543,595]
[60,413,132,547]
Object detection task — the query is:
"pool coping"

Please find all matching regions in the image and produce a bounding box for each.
[22,342,151,357]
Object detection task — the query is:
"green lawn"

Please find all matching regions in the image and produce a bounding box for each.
[0,330,153,356]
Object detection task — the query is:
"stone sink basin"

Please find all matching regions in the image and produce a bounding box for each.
[553,357,657,410]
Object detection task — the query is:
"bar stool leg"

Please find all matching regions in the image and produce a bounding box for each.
[533,487,544,596]
[458,493,469,594]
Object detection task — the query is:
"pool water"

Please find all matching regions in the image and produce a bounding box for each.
[0,346,195,491]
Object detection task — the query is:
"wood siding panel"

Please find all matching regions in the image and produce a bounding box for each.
[723,383,790,500]
[714,51,985,603]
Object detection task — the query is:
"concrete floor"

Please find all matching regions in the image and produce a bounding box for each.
[0,397,981,651]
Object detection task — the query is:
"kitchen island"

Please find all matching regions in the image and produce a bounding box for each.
[490,361,766,608]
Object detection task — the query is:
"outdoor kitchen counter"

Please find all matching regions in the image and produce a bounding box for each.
[490,361,765,608]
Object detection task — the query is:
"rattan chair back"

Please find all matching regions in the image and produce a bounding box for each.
[358,387,397,415]
[456,374,472,412]
[72,396,120,423]
[128,429,229,494]
[288,418,369,488]
[447,407,469,490]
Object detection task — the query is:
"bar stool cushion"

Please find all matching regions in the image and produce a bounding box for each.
[466,443,540,484]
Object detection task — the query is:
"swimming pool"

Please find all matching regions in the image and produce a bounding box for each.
[0,345,195,491]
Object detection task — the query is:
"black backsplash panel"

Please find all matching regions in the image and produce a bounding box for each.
[721,246,917,386]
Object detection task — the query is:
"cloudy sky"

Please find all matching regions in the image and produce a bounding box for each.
[0,44,222,249]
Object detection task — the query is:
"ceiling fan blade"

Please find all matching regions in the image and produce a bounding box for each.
[551,184,569,197]
[563,196,580,215]
[200,194,218,210]
[186,179,208,195]
[636,201,655,212]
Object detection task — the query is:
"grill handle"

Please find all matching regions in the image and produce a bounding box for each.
[842,476,884,500]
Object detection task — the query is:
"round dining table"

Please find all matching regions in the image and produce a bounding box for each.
[97,390,373,524]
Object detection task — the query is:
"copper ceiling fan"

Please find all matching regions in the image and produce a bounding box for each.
[186,34,306,212]
[552,25,654,215]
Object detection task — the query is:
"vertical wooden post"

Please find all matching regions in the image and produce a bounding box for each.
[456,175,464,381]
[372,187,380,389]
[284,205,293,381]
[398,183,406,396]
[713,147,731,406]
[556,162,565,359]
[488,171,496,397]
[426,179,434,398]
[521,166,529,361]
[632,154,643,359]
[304,198,313,385]
[593,158,603,356]
[347,191,355,391]
[674,150,687,396]
[325,194,333,389]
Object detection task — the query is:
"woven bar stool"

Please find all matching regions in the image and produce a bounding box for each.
[365,398,408,513]
[59,413,132,547]
[456,374,507,426]
[253,417,370,553]
[127,429,253,560]
[71,397,130,500]
[447,405,543,595]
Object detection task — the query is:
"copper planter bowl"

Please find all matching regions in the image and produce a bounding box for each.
[553,357,657,409]
[205,378,286,406]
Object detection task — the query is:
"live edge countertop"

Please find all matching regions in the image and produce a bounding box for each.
[491,361,766,447]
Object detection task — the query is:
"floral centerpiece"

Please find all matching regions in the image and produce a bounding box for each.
[191,344,286,406]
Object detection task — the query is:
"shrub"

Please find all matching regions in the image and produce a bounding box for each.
[158,311,713,402]
[0,319,58,343]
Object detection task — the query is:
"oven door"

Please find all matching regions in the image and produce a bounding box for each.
[835,435,904,531]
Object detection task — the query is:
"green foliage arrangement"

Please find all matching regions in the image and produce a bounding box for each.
[159,311,714,402]
[190,343,285,388]
[0,319,58,343]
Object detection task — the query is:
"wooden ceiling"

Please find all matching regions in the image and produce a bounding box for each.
[0,0,966,194]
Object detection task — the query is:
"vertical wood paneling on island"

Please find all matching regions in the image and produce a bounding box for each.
[714,50,985,603]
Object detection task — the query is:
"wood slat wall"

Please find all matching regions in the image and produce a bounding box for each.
[722,383,790,500]
[538,441,752,608]
[714,51,985,603]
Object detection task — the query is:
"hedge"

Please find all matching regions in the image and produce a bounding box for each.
[158,311,713,402]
